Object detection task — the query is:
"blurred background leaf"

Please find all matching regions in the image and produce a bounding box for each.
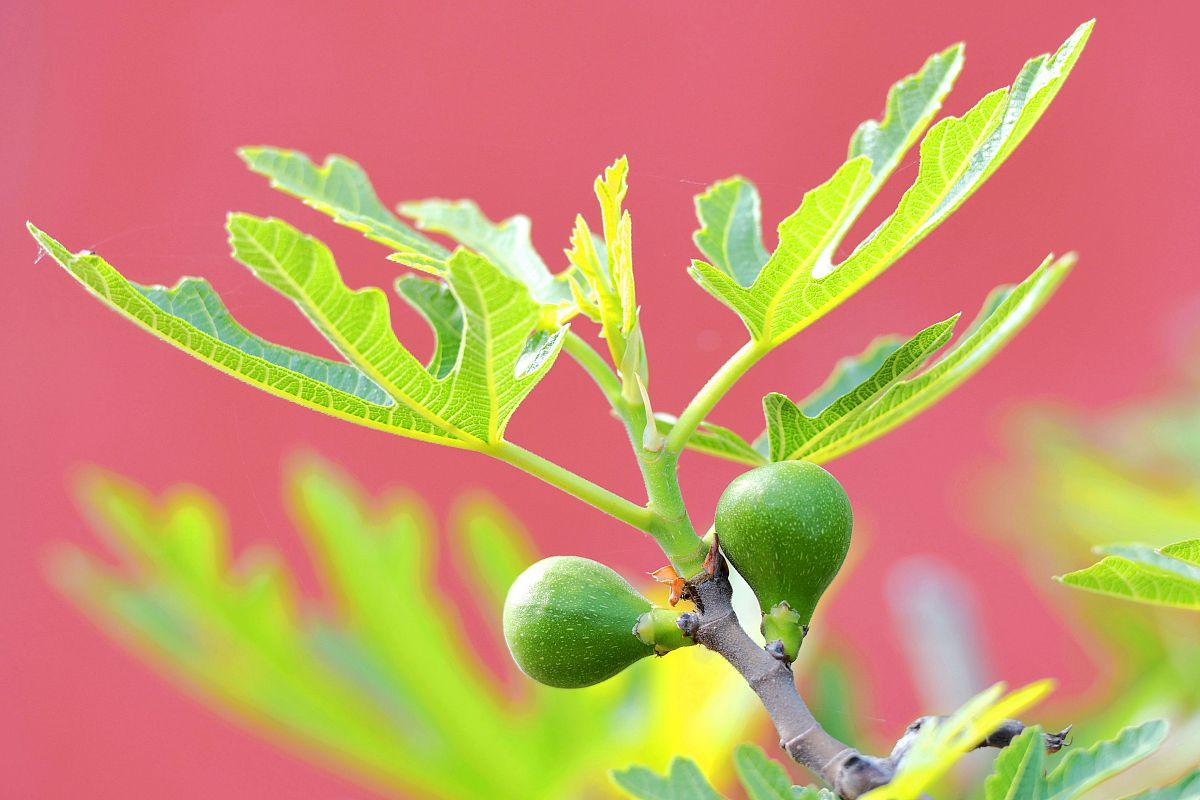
[970,347,1200,796]
[51,455,761,799]
[1057,540,1200,609]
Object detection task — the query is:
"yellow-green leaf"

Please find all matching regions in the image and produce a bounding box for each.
[691,23,1089,349]
[1042,720,1168,800]
[762,316,957,462]
[693,177,771,287]
[398,198,575,304]
[238,146,447,266]
[227,214,565,445]
[654,413,766,467]
[1057,540,1200,610]
[984,726,1046,800]
[56,461,760,799]
[27,223,454,444]
[861,681,1053,800]
[1118,769,1200,800]
[799,255,1073,463]
[613,757,727,800]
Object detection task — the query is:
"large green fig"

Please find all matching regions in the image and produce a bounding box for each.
[714,460,853,661]
[503,555,692,688]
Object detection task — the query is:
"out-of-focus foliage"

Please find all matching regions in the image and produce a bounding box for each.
[1058,539,1200,610]
[613,743,836,800]
[52,457,759,799]
[980,721,1188,800]
[616,701,1189,800]
[981,352,1200,796]
[859,682,1051,800]
[614,684,1078,800]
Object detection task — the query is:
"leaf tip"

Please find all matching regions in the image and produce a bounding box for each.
[942,41,966,62]
[1020,678,1057,705]
[1055,251,1079,269]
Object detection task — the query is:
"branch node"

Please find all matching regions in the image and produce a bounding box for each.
[834,753,895,799]
[765,639,790,663]
[1045,724,1073,754]
[676,611,700,638]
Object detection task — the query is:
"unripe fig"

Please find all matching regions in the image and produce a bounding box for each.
[503,555,693,688]
[714,460,853,661]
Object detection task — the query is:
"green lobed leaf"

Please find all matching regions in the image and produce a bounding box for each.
[984,725,1046,800]
[793,336,906,417]
[57,461,760,800]
[817,42,965,265]
[654,413,766,467]
[1119,770,1200,800]
[689,156,874,343]
[797,254,1073,463]
[691,23,1089,348]
[287,458,540,788]
[762,316,957,462]
[613,757,727,800]
[836,21,1091,299]
[1100,543,1200,583]
[26,223,459,444]
[226,213,566,445]
[242,147,582,310]
[398,198,574,304]
[452,493,538,614]
[1160,539,1200,567]
[393,275,464,379]
[1042,720,1169,800]
[1057,539,1200,610]
[849,43,965,184]
[692,42,963,293]
[734,743,807,800]
[238,147,447,266]
[693,177,771,287]
[55,470,475,796]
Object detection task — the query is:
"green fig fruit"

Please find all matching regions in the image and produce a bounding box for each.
[502,555,693,688]
[714,460,853,661]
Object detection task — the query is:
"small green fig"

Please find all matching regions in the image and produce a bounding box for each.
[714,460,853,661]
[502,555,692,688]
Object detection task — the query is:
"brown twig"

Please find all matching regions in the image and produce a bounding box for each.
[678,553,1067,799]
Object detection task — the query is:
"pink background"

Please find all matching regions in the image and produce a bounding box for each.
[4,2,1197,797]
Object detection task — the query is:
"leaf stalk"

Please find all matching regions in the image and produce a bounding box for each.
[666,340,768,457]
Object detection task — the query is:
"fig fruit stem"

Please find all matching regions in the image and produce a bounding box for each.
[687,560,1065,799]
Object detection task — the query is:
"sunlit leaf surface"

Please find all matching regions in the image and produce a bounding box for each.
[1058,541,1200,610]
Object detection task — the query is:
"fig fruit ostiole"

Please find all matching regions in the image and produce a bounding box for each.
[502,555,694,688]
[714,460,853,662]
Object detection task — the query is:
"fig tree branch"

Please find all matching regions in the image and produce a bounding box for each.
[679,556,1068,800]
